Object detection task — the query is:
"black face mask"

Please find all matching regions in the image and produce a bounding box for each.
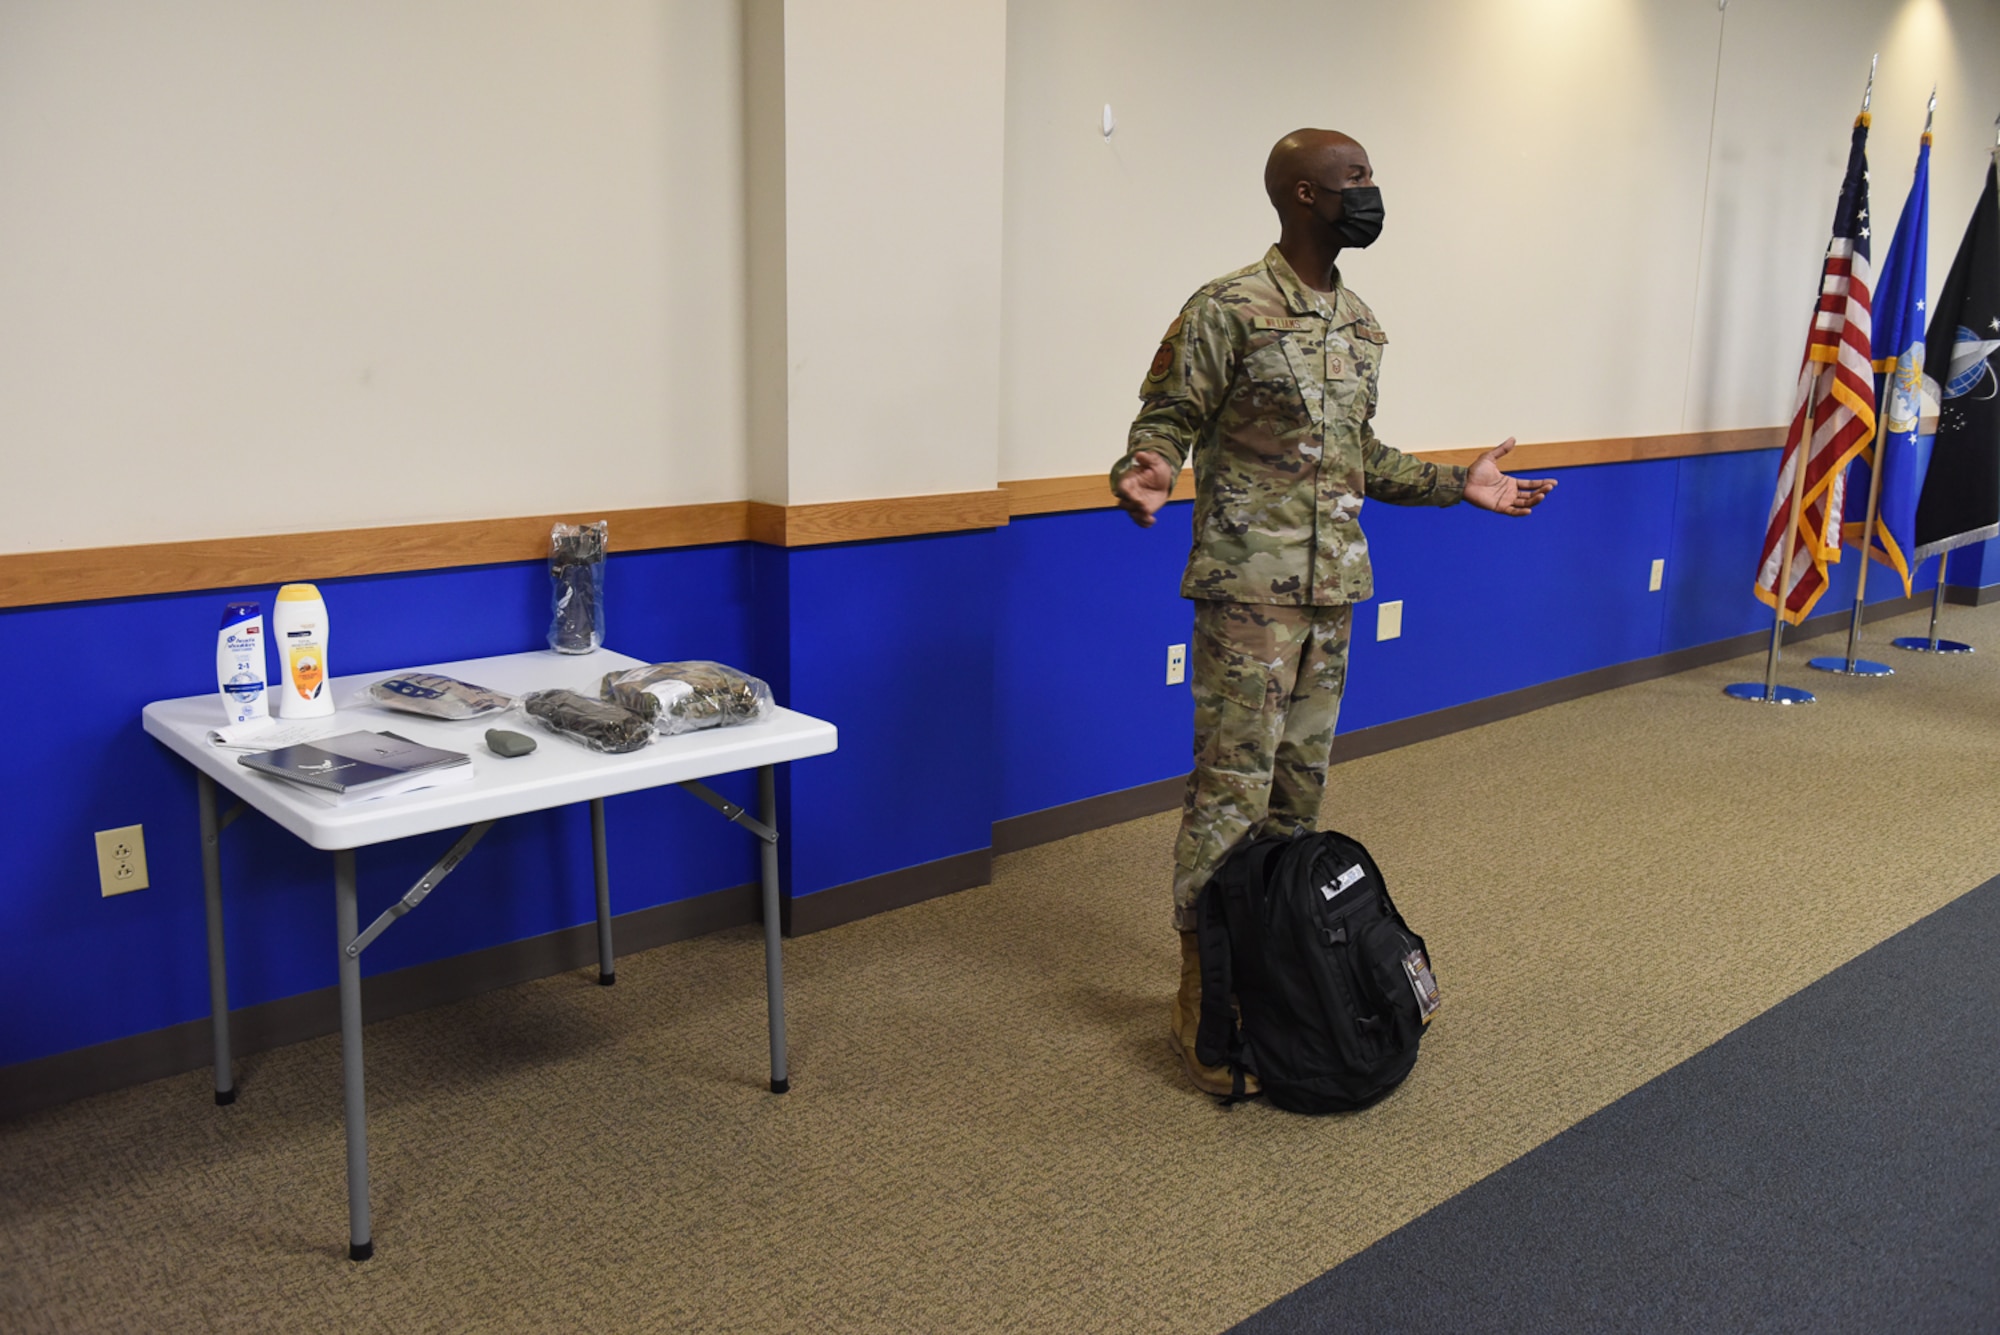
[1334,186,1384,248]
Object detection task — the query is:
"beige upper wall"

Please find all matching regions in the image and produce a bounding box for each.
[1687,0,2000,432]
[1000,0,2000,482]
[776,0,1008,505]
[6,0,1996,552]
[0,0,748,555]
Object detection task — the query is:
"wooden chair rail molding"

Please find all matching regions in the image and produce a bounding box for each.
[1,428,1781,610]
[1000,426,1784,517]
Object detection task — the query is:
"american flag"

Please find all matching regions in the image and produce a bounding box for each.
[1756,114,1878,624]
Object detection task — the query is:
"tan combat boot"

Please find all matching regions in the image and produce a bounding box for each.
[1170,931,1259,1097]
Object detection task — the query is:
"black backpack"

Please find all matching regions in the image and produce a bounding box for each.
[1194,829,1439,1113]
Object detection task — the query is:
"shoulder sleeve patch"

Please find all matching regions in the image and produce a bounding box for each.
[1147,342,1174,382]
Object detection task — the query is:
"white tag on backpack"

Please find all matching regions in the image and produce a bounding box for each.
[1319,863,1367,901]
[1403,949,1440,1023]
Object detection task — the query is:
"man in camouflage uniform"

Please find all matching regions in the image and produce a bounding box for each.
[1112,128,1555,1096]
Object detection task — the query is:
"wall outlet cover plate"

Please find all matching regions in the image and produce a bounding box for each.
[95,824,149,896]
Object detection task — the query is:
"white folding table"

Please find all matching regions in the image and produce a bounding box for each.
[141,649,837,1261]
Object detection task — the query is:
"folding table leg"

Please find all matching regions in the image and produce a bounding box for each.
[590,798,615,985]
[334,849,373,1262]
[196,773,236,1106]
[759,766,789,1094]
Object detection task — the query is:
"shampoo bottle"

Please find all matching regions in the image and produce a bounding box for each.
[216,602,268,726]
[272,583,335,719]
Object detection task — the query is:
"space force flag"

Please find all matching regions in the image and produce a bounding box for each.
[1842,126,1934,596]
[1912,151,2000,562]
[1756,114,1876,624]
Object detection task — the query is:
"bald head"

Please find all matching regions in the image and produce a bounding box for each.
[1264,129,1370,215]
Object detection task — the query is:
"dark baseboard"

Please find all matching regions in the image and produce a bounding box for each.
[1946,582,1998,607]
[992,775,1185,854]
[992,590,1946,853]
[1331,589,1933,762]
[786,847,994,936]
[0,881,759,1123]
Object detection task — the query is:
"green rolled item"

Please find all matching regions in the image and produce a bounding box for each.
[521,689,654,754]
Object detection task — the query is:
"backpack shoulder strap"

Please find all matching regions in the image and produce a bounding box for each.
[1193,881,1238,1073]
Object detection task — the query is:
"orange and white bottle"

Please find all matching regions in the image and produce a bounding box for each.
[272,583,335,719]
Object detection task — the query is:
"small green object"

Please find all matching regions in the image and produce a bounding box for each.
[485,728,537,758]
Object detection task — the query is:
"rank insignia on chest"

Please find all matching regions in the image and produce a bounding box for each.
[1326,352,1345,378]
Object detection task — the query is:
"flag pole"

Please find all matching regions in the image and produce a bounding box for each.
[1809,405,1894,675]
[1892,555,1974,652]
[1727,368,1820,703]
[1726,61,1880,705]
[1814,83,1929,678]
[1892,109,1999,657]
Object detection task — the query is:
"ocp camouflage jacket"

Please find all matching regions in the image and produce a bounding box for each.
[1114,245,1466,606]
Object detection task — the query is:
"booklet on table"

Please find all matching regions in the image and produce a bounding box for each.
[239,730,473,805]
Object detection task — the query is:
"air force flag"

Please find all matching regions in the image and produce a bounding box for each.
[1845,129,1935,595]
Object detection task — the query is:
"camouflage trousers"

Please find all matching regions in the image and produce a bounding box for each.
[1171,600,1353,930]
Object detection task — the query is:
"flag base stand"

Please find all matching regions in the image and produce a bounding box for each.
[1723,683,1816,704]
[1891,636,1973,653]
[1805,655,1893,675]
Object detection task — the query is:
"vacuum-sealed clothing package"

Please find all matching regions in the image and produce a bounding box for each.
[598,661,774,737]
[366,672,515,720]
[521,689,654,754]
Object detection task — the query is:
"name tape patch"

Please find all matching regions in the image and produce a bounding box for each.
[1319,862,1368,900]
[1253,316,1315,332]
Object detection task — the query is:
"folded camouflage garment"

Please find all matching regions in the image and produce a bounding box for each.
[521,689,655,754]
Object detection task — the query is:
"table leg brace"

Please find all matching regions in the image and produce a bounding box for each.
[344,822,495,960]
[678,775,788,1091]
[334,822,490,1262]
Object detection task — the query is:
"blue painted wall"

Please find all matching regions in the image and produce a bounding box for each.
[0,548,767,1067]
[4,448,1994,1070]
[995,506,1195,821]
[774,532,999,892]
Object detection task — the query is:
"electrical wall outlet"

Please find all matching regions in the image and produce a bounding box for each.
[1377,600,1404,641]
[1166,643,1186,685]
[95,824,149,896]
[1649,558,1665,592]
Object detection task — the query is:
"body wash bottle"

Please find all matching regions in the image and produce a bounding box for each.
[272,584,335,719]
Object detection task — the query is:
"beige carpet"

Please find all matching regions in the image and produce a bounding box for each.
[5,602,1997,1333]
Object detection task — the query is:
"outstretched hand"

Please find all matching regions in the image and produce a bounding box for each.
[1114,450,1174,528]
[1464,438,1556,516]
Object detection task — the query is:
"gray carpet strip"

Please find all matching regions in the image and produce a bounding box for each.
[1232,874,2000,1334]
